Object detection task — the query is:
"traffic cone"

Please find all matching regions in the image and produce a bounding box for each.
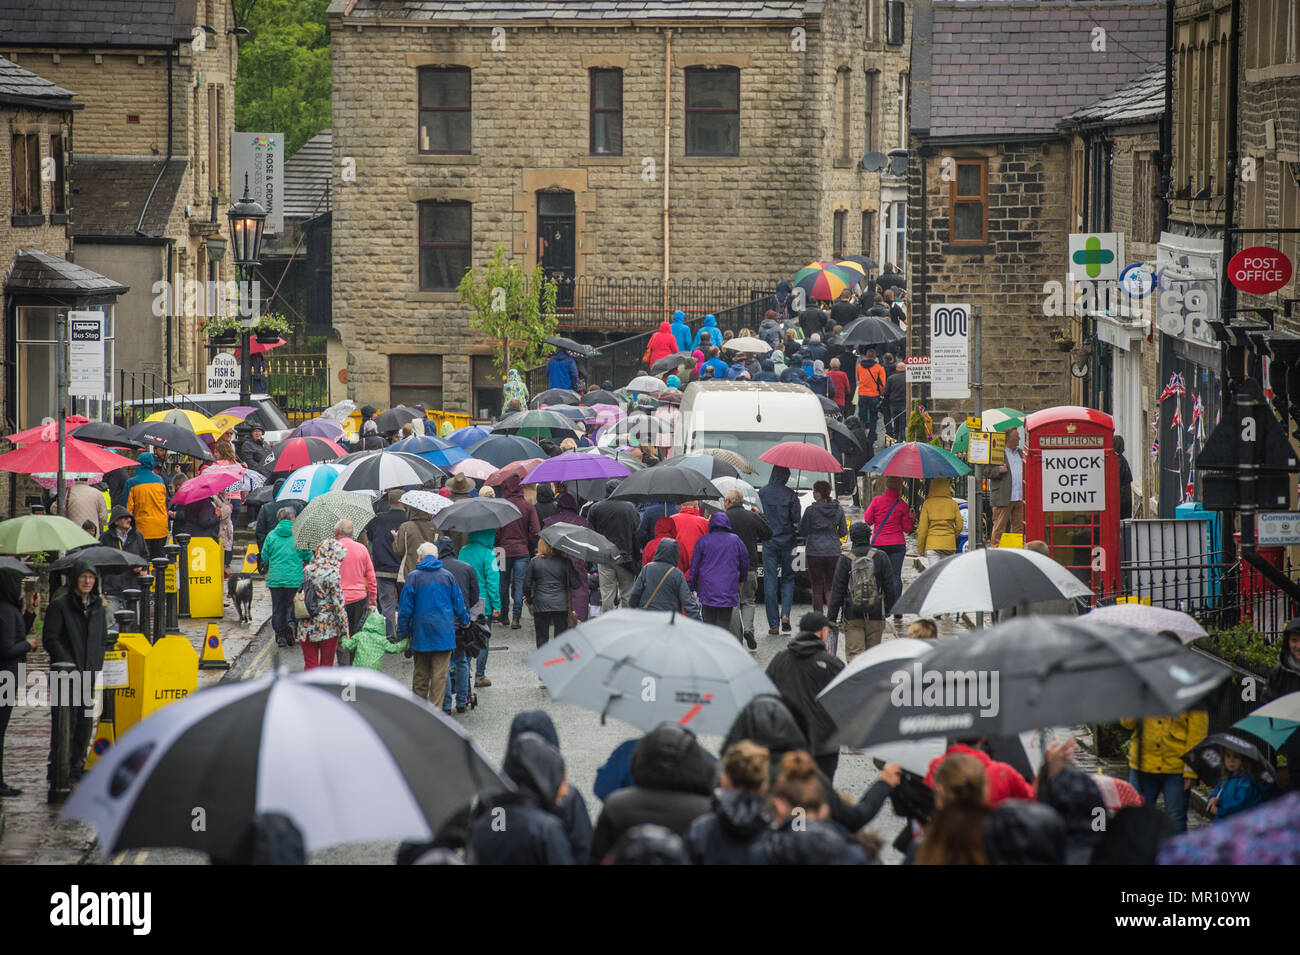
[199,622,230,670]
[241,543,260,575]
[84,712,117,770]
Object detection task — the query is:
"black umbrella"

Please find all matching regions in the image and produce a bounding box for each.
[830,617,1232,749]
[530,388,581,408]
[70,421,141,449]
[1182,732,1278,789]
[608,465,722,503]
[580,389,622,407]
[52,546,149,573]
[374,406,423,433]
[816,394,840,415]
[650,352,695,374]
[432,497,522,533]
[469,434,544,468]
[545,336,598,357]
[835,316,906,349]
[0,556,33,575]
[245,484,277,507]
[121,421,215,461]
[840,254,878,274]
[540,522,621,563]
[826,417,861,451]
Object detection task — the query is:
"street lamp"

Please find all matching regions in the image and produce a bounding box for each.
[226,174,266,406]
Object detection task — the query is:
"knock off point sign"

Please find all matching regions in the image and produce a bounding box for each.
[1041,450,1106,512]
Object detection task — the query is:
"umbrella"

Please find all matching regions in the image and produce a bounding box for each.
[1081,604,1208,645]
[539,404,597,422]
[835,316,906,349]
[794,264,853,303]
[235,336,287,356]
[522,450,630,484]
[449,457,497,481]
[206,463,266,494]
[1156,791,1300,864]
[290,418,347,441]
[217,406,259,420]
[815,394,841,415]
[389,434,471,469]
[540,522,621,563]
[432,497,521,533]
[51,546,148,574]
[1182,732,1277,789]
[833,258,868,281]
[60,667,510,858]
[485,458,546,488]
[817,638,935,729]
[264,436,347,473]
[245,485,277,507]
[831,617,1231,748]
[397,489,453,518]
[0,515,99,554]
[650,352,696,374]
[373,406,424,434]
[892,548,1093,616]
[525,609,778,734]
[544,336,598,357]
[861,441,971,479]
[759,441,842,473]
[276,463,341,502]
[839,254,878,274]
[951,408,1025,454]
[624,375,667,395]
[608,466,722,503]
[5,415,91,444]
[682,447,755,474]
[0,555,34,574]
[1090,774,1146,812]
[710,476,762,512]
[470,434,544,468]
[292,491,379,551]
[142,408,222,436]
[1233,691,1300,749]
[601,414,674,446]
[0,436,135,476]
[445,425,494,449]
[660,453,740,481]
[69,421,141,449]
[333,451,443,493]
[580,390,622,407]
[206,413,246,437]
[493,409,580,439]
[826,417,862,452]
[530,388,581,408]
[170,469,241,506]
[722,336,772,356]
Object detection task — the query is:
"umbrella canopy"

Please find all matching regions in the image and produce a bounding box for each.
[723,336,772,355]
[580,389,622,407]
[470,434,544,468]
[264,436,347,474]
[388,434,471,469]
[0,436,135,476]
[861,441,971,479]
[171,469,241,506]
[290,417,347,441]
[52,545,148,573]
[951,408,1026,454]
[292,491,379,551]
[540,522,621,563]
[245,485,277,507]
[525,609,778,734]
[539,404,596,422]
[69,421,141,449]
[1081,604,1208,645]
[600,414,674,447]
[485,458,547,488]
[759,441,842,473]
[683,447,755,474]
[1233,691,1300,749]
[444,425,494,449]
[333,451,443,493]
[831,617,1231,748]
[530,388,581,408]
[660,452,740,481]
[276,463,341,502]
[826,417,862,452]
[817,638,936,729]
[893,548,1093,616]
[493,409,581,439]
[0,555,34,575]
[143,408,222,436]
[449,457,496,481]
[624,375,667,395]
[608,466,722,503]
[793,264,852,303]
[206,413,245,437]
[710,476,762,512]
[205,463,265,494]
[60,667,510,858]
[650,352,696,374]
[5,415,91,443]
[242,336,287,356]
[373,406,423,433]
[0,515,99,554]
[1182,732,1277,789]
[835,315,906,349]
[217,406,259,420]
[815,394,841,415]
[522,450,630,484]
[1156,790,1300,864]
[544,336,598,357]
[432,497,521,533]
[839,254,878,274]
[396,489,452,519]
[833,258,868,280]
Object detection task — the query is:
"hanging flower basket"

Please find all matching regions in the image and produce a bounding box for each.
[252,311,292,343]
[254,331,282,344]
[209,330,239,346]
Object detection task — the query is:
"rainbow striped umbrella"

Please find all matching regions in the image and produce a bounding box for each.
[793,264,853,304]
[861,441,971,478]
[951,408,1025,454]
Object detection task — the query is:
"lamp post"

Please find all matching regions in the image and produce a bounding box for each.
[227,174,267,407]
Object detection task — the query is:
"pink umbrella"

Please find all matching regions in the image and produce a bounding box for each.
[234,338,287,357]
[451,457,497,481]
[758,441,843,473]
[171,469,241,506]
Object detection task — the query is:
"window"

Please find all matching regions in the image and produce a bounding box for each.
[861,210,875,258]
[1215,39,1228,191]
[948,158,987,244]
[836,69,852,162]
[472,355,503,419]
[590,69,623,156]
[897,73,908,150]
[864,71,876,154]
[390,354,443,410]
[49,133,65,215]
[685,67,740,156]
[17,305,115,427]
[1197,42,1211,189]
[832,210,847,260]
[1177,44,1192,189]
[1132,152,1158,244]
[418,67,471,154]
[207,86,218,196]
[886,201,907,266]
[11,133,40,216]
[886,0,905,44]
[418,200,472,291]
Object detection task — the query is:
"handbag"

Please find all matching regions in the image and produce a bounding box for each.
[293,591,310,620]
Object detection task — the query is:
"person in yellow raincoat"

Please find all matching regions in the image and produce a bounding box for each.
[1121,709,1207,832]
[915,478,963,565]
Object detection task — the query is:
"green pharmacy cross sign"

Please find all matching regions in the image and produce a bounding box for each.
[1072,237,1115,277]
[1067,232,1123,282]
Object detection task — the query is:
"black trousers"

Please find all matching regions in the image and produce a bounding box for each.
[701,604,737,637]
[339,598,368,665]
[0,702,12,784]
[270,587,297,644]
[144,537,166,559]
[533,610,569,649]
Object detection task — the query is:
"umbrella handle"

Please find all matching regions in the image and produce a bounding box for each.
[599,690,624,726]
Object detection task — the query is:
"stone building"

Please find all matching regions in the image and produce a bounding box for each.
[0,0,241,394]
[327,0,912,414]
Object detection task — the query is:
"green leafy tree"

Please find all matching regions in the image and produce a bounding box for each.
[458,244,558,372]
[234,0,331,155]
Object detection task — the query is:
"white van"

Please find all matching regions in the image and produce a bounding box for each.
[673,381,835,514]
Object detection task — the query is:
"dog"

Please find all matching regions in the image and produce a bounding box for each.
[228,574,253,624]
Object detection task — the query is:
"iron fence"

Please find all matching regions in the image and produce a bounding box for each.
[549,277,781,333]
[264,353,330,422]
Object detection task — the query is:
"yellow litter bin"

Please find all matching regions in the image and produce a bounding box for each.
[185,536,224,618]
[111,633,199,737]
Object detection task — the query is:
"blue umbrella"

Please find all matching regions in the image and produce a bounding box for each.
[276,463,341,502]
[445,425,493,449]
[389,434,471,469]
[470,434,545,468]
[860,441,971,478]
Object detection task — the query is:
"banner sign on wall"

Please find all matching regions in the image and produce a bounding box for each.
[231,133,283,234]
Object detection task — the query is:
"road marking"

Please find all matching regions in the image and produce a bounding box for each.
[242,635,276,680]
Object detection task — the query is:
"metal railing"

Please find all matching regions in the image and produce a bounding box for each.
[264,353,329,422]
[114,370,210,426]
[549,276,782,333]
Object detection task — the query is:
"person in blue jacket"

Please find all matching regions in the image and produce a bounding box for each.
[702,347,729,381]
[670,309,692,352]
[398,542,470,711]
[1207,746,1271,822]
[546,349,580,390]
[692,314,720,352]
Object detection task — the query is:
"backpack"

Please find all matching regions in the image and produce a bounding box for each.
[848,549,882,614]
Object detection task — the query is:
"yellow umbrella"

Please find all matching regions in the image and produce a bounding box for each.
[835,259,868,280]
[143,408,222,436]
[207,413,245,437]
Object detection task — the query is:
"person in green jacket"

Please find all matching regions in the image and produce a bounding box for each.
[341,608,408,670]
[460,528,500,688]
[260,509,310,648]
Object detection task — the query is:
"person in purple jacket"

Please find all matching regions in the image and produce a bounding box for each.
[688,512,751,646]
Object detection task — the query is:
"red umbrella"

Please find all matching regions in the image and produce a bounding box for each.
[0,436,135,475]
[485,458,545,487]
[171,469,241,506]
[234,337,287,357]
[265,436,347,473]
[758,441,842,473]
[4,415,91,444]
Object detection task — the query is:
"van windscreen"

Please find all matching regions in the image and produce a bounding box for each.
[688,431,831,490]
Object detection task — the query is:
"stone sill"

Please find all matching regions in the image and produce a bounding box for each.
[578,156,627,166]
[407,291,460,303]
[49,213,68,225]
[941,244,994,255]
[833,158,856,169]
[411,154,480,165]
[677,156,745,166]
[10,214,45,228]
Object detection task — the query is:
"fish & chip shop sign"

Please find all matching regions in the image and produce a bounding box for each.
[206,352,240,394]
[1041,449,1106,511]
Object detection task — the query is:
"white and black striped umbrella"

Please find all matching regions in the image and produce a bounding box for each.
[892,547,1093,616]
[61,668,509,859]
[332,450,443,492]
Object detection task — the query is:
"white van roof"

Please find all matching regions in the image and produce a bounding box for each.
[679,380,824,427]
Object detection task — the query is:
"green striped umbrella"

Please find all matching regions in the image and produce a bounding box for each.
[0,515,99,554]
[951,408,1026,455]
[291,490,378,552]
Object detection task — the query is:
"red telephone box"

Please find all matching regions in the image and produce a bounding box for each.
[1023,406,1120,599]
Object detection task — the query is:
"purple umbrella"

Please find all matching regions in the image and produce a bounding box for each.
[291,417,346,440]
[520,450,631,485]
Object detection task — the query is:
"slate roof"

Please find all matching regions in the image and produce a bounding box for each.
[0,55,79,110]
[69,157,187,239]
[331,0,820,21]
[5,250,129,296]
[1062,63,1165,126]
[0,0,196,48]
[283,129,331,219]
[922,0,1166,140]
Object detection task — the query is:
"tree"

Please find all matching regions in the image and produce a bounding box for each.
[234,0,331,156]
[458,244,558,372]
